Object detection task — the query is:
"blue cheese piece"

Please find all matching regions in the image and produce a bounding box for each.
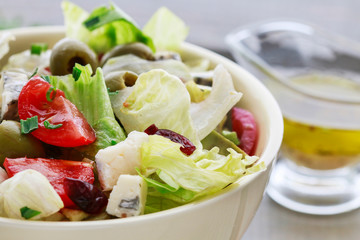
[106,175,147,218]
[95,131,149,191]
[0,71,28,120]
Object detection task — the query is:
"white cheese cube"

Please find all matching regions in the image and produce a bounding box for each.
[106,175,147,218]
[95,131,149,191]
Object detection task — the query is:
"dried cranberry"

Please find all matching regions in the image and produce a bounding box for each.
[144,124,196,156]
[144,124,159,135]
[64,177,108,214]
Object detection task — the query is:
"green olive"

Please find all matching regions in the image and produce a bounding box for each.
[201,130,246,156]
[0,120,45,165]
[50,38,98,75]
[105,71,138,92]
[100,42,154,66]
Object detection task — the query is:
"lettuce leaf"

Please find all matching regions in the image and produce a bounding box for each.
[0,169,63,220]
[62,1,154,54]
[143,7,188,51]
[111,69,199,146]
[138,134,264,212]
[190,65,243,140]
[49,64,126,157]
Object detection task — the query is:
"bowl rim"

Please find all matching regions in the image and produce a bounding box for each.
[0,26,283,228]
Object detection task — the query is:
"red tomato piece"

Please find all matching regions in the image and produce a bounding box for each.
[3,157,95,208]
[231,107,258,155]
[18,76,96,147]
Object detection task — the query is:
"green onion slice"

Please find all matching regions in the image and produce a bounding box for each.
[20,116,38,134]
[43,120,63,129]
[46,86,57,102]
[20,206,41,219]
[72,66,82,81]
[29,67,38,79]
[41,75,51,83]
[107,88,119,96]
[30,43,48,55]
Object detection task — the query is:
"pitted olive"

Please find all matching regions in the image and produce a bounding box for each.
[0,120,45,165]
[50,38,98,75]
[105,71,138,92]
[100,42,154,66]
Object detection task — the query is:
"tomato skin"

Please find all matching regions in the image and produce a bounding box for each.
[3,157,95,208]
[231,107,258,155]
[18,76,96,147]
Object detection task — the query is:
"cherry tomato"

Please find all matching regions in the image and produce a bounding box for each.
[4,157,95,208]
[231,107,258,155]
[18,76,96,147]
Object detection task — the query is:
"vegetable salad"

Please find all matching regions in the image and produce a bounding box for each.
[0,1,264,221]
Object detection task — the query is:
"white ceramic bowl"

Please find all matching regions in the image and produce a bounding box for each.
[0,26,283,240]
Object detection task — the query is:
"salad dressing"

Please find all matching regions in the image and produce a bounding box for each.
[281,73,360,170]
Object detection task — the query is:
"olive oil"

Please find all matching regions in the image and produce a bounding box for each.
[278,73,360,170]
[282,115,360,170]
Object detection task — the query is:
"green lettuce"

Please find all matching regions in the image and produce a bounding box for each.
[49,64,126,157]
[138,135,264,212]
[62,1,154,54]
[143,7,188,51]
[111,69,199,146]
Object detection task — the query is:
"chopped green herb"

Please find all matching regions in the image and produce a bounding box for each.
[41,75,51,83]
[107,88,119,96]
[20,116,38,134]
[43,120,63,129]
[111,140,117,145]
[20,206,41,219]
[46,86,57,102]
[30,43,48,55]
[72,66,82,81]
[29,67,38,79]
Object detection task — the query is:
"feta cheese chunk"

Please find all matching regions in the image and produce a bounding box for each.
[0,169,64,220]
[95,131,149,191]
[106,175,147,218]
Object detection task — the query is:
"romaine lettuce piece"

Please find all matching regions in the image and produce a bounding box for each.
[143,7,188,51]
[112,69,199,146]
[49,64,126,157]
[62,1,154,54]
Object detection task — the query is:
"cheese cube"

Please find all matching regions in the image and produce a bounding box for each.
[95,131,149,191]
[106,175,147,218]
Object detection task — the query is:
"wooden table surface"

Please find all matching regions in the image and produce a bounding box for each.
[1,0,360,239]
